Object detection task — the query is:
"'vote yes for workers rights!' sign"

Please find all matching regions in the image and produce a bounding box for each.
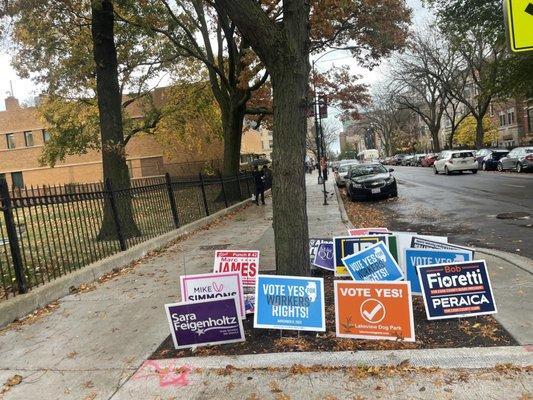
[417,260,497,320]
[213,250,259,287]
[335,281,415,341]
[254,275,325,331]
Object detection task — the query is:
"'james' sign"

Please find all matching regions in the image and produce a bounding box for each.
[417,260,497,320]
[213,250,259,286]
[165,298,245,349]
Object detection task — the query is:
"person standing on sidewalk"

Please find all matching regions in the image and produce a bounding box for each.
[262,165,272,190]
[252,165,265,205]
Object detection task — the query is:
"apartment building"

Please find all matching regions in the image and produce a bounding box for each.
[0,95,223,187]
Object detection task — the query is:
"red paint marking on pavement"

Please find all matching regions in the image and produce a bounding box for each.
[524,345,533,352]
[133,360,192,388]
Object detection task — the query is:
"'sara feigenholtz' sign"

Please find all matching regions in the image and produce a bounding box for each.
[504,0,533,53]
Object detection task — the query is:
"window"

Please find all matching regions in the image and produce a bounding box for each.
[507,108,515,125]
[499,113,506,127]
[42,129,51,143]
[24,131,34,147]
[11,172,23,189]
[6,133,15,149]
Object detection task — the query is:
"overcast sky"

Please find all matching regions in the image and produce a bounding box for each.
[0,0,431,153]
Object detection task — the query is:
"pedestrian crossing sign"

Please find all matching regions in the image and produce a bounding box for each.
[504,0,533,53]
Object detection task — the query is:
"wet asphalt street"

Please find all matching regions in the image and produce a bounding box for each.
[377,166,533,259]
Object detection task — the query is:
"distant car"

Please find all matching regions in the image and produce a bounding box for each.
[345,163,398,201]
[334,162,358,187]
[497,147,533,173]
[390,154,407,165]
[421,154,438,167]
[410,154,426,166]
[475,148,509,171]
[433,150,478,175]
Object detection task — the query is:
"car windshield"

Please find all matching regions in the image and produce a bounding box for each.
[351,164,387,176]
[526,148,533,154]
[451,152,474,158]
[339,164,356,173]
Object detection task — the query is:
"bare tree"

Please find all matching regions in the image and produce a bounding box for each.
[306,121,338,161]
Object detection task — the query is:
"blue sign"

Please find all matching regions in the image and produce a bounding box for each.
[418,260,497,320]
[333,235,389,276]
[313,243,334,271]
[405,248,472,294]
[254,275,325,331]
[341,242,403,282]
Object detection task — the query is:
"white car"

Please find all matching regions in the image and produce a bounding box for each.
[335,162,358,187]
[433,150,478,175]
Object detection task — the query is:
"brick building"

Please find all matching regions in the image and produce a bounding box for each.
[0,95,223,187]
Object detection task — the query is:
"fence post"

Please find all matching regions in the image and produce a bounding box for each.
[236,172,243,201]
[219,172,228,208]
[198,173,210,216]
[245,173,251,197]
[105,178,126,251]
[165,173,180,229]
[0,179,27,294]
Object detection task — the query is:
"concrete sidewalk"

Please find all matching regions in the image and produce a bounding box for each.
[0,173,531,400]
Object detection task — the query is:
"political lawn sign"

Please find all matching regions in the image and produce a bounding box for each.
[410,237,474,259]
[254,275,325,331]
[333,235,389,277]
[348,227,389,236]
[180,272,245,318]
[313,242,334,271]
[165,298,245,349]
[405,248,472,294]
[342,242,403,282]
[335,281,415,342]
[213,250,259,287]
[417,260,497,320]
[309,238,333,271]
[395,233,448,273]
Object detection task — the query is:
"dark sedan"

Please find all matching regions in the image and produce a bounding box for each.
[346,164,398,201]
[475,148,509,171]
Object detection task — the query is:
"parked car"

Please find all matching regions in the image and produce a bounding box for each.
[497,147,533,172]
[401,154,415,166]
[475,148,509,171]
[334,162,358,187]
[421,154,438,167]
[410,154,426,166]
[390,154,407,165]
[433,150,478,175]
[345,163,398,201]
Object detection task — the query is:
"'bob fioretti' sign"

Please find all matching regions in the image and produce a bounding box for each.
[254,275,326,331]
[180,272,245,318]
[165,298,245,349]
[417,260,497,320]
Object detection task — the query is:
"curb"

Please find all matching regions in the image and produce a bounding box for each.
[333,183,353,228]
[476,247,533,275]
[150,346,533,370]
[0,198,252,328]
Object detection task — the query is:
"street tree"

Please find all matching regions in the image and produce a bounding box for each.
[212,0,411,274]
[454,115,498,148]
[306,121,340,161]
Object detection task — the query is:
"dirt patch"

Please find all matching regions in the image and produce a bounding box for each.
[150,272,516,359]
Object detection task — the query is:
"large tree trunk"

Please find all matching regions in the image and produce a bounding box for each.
[221,103,246,175]
[91,0,139,240]
[215,0,311,276]
[475,116,484,149]
[430,128,441,153]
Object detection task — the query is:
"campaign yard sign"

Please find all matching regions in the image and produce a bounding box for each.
[348,228,389,236]
[395,233,448,272]
[405,248,472,294]
[180,272,245,318]
[309,238,333,270]
[410,237,474,260]
[333,235,389,277]
[165,298,245,349]
[254,275,325,332]
[335,281,415,342]
[341,242,403,282]
[417,260,497,320]
[313,242,334,271]
[213,250,259,287]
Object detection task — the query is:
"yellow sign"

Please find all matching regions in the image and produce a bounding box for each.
[504,0,533,52]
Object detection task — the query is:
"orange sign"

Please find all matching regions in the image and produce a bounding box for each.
[334,281,415,342]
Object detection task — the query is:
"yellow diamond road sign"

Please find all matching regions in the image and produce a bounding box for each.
[504,0,533,52]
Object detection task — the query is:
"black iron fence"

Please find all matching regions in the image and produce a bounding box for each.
[0,173,254,301]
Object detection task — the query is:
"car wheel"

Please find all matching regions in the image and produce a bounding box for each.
[445,166,451,175]
[517,163,523,173]
[433,166,438,174]
[472,169,477,174]
[497,163,503,172]
[348,186,356,202]
[482,162,487,171]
